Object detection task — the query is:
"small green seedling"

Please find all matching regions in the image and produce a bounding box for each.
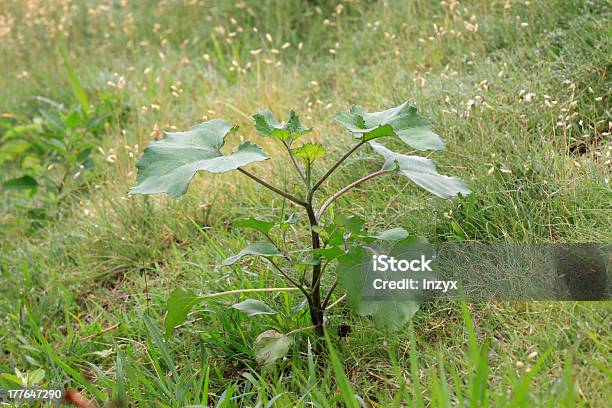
[1,51,120,223]
[130,101,470,363]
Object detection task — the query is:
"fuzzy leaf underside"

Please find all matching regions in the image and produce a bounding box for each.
[369,141,470,198]
[232,299,277,316]
[254,330,293,367]
[359,227,410,243]
[334,101,444,150]
[129,119,268,197]
[222,242,283,266]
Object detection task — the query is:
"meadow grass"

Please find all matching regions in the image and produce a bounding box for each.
[0,0,610,406]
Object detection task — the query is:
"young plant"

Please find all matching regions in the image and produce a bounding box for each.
[130,101,470,362]
[1,52,121,223]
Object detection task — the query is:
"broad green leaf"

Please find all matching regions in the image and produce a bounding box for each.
[165,288,200,337]
[370,141,470,198]
[76,147,93,163]
[311,246,346,261]
[215,386,235,408]
[0,140,32,165]
[1,121,42,142]
[232,218,275,235]
[253,330,293,368]
[359,227,409,243]
[130,119,268,197]
[251,110,311,142]
[232,299,276,316]
[280,213,299,232]
[336,244,424,330]
[222,242,282,266]
[3,175,38,191]
[325,228,345,246]
[334,101,444,150]
[335,214,365,233]
[283,213,299,224]
[64,110,83,129]
[291,143,325,164]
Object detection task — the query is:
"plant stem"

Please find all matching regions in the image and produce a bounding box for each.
[310,140,365,194]
[285,325,318,336]
[197,287,300,300]
[305,202,325,337]
[283,140,307,184]
[316,165,387,220]
[266,257,310,299]
[57,161,71,195]
[300,141,367,338]
[325,293,346,311]
[321,280,338,309]
[238,168,307,207]
[310,259,331,298]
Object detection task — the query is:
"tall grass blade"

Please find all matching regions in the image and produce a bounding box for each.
[324,333,360,408]
[60,47,89,111]
[142,314,179,384]
[407,320,424,407]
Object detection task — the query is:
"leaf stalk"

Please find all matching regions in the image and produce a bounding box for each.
[238,167,308,207]
[282,140,307,184]
[316,164,387,220]
[266,257,311,300]
[197,287,300,300]
[310,140,365,195]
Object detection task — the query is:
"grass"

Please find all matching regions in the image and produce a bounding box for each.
[1,0,611,406]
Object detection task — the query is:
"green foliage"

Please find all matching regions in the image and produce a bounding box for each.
[129,120,268,197]
[253,330,293,368]
[165,288,199,338]
[252,110,311,142]
[336,243,422,330]
[2,0,610,404]
[370,141,471,198]
[2,175,38,191]
[222,242,283,266]
[133,101,469,364]
[324,333,361,408]
[360,227,410,242]
[1,53,124,225]
[1,95,118,222]
[335,101,444,150]
[231,299,276,316]
[291,143,325,164]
